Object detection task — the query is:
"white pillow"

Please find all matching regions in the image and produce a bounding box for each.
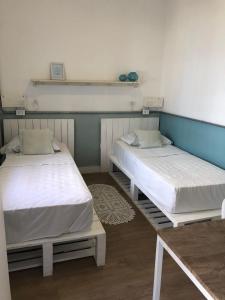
[19,128,54,141]
[22,129,54,155]
[120,133,138,146]
[0,136,21,154]
[1,130,61,154]
[20,128,61,151]
[161,135,173,145]
[134,130,162,149]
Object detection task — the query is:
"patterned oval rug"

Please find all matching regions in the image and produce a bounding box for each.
[89,184,135,225]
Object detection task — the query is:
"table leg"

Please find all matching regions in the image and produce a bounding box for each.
[152,236,164,300]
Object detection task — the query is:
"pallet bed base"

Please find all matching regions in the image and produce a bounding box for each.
[110,155,221,228]
[110,170,172,230]
[7,210,106,276]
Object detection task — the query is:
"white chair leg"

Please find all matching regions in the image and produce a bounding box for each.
[42,242,53,277]
[152,236,164,300]
[94,233,106,267]
[130,181,138,201]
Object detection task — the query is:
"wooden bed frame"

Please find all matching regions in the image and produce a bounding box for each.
[7,210,106,276]
[3,118,106,276]
[101,118,221,229]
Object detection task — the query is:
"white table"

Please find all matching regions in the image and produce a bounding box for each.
[152,220,225,300]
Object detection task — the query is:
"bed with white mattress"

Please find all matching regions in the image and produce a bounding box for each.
[110,140,225,226]
[1,119,106,276]
[112,140,225,215]
[1,144,93,244]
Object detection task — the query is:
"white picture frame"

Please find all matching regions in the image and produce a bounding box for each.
[50,63,65,80]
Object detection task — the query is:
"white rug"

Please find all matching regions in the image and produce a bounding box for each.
[89,184,135,225]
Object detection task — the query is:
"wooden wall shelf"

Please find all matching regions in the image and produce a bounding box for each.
[31,79,140,88]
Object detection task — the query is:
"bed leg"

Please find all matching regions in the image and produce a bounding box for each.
[42,242,53,277]
[94,233,106,267]
[130,181,138,201]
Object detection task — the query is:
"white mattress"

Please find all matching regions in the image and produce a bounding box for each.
[113,140,225,213]
[0,144,93,244]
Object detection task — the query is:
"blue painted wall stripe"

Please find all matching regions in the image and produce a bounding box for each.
[160,112,225,169]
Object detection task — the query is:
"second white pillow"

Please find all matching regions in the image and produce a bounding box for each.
[134,130,162,149]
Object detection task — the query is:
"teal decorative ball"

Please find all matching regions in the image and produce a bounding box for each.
[119,74,128,82]
[127,72,138,82]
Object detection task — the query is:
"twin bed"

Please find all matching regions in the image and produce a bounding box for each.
[101,118,223,229]
[2,144,93,244]
[113,140,225,214]
[1,119,106,276]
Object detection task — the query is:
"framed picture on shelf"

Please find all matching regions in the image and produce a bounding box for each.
[50,63,65,80]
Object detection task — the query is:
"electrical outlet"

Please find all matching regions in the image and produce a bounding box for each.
[16,109,26,116]
[142,108,150,115]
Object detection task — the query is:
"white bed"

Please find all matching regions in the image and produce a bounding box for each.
[1,119,106,276]
[113,140,225,214]
[1,144,93,244]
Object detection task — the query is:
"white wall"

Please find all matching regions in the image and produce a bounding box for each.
[0,0,165,112]
[161,0,225,125]
[0,203,11,300]
[2,1,225,120]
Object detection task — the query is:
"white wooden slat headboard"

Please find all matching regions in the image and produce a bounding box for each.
[3,119,75,157]
[101,117,159,171]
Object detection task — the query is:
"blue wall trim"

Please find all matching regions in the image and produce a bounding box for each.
[160,112,225,169]
[0,111,158,167]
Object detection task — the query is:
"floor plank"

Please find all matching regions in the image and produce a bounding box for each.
[10,173,204,300]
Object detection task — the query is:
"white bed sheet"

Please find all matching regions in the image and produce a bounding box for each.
[113,140,225,213]
[0,144,93,244]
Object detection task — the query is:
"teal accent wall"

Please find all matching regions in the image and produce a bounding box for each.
[1,111,158,167]
[160,112,225,169]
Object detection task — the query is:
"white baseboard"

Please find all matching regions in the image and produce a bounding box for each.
[79,166,101,174]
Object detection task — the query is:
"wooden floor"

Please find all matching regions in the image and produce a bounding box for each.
[10,173,204,300]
